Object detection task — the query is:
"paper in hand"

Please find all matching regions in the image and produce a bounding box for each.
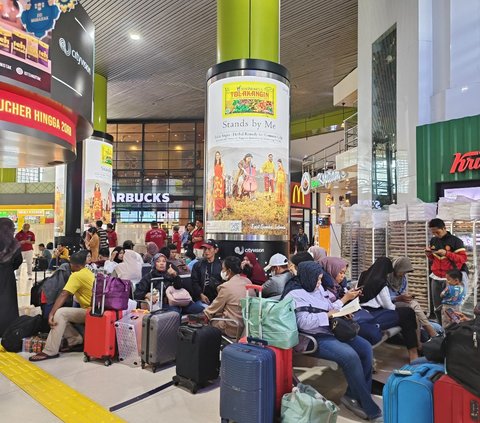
[331,297,360,318]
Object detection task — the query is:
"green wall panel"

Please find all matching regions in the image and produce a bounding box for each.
[417,114,480,202]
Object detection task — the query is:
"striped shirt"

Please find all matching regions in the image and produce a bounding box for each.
[97,228,109,249]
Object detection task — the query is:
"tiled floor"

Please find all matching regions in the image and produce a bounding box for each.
[0,263,409,422]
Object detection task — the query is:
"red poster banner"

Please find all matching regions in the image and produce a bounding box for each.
[0,88,75,146]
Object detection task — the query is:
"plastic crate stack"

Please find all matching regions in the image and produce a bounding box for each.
[358,228,386,274]
[404,221,430,313]
[341,222,360,281]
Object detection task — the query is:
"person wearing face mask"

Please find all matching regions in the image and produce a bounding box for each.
[203,256,252,338]
[262,253,292,299]
[284,261,382,422]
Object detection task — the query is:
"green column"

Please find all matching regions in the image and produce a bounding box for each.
[93,73,107,133]
[217,0,279,63]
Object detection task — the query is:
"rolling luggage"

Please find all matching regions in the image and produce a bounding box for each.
[115,309,148,366]
[382,363,444,423]
[241,284,293,414]
[84,271,122,366]
[434,374,480,423]
[220,341,276,423]
[172,323,222,393]
[140,277,181,372]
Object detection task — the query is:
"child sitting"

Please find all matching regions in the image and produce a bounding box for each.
[440,268,465,327]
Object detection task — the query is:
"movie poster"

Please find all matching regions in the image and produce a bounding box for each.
[82,138,113,227]
[206,76,290,236]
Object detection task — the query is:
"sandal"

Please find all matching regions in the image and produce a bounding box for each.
[29,352,60,362]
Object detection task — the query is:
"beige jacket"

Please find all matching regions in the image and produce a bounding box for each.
[204,274,251,339]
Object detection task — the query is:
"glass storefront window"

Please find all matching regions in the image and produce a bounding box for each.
[110,121,204,223]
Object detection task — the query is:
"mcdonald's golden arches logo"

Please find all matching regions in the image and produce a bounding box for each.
[292,184,305,204]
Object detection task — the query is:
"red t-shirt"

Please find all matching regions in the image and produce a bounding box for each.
[107,230,118,248]
[15,230,35,252]
[192,228,204,249]
[145,228,167,250]
[172,232,181,253]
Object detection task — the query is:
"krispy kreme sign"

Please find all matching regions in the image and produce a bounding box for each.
[450,151,480,174]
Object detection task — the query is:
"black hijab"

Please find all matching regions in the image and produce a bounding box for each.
[0,218,19,264]
[357,257,393,303]
[297,261,324,292]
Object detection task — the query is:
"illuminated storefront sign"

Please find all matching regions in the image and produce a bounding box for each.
[450,151,480,174]
[311,169,348,188]
[113,193,171,203]
[291,182,311,209]
[0,89,75,146]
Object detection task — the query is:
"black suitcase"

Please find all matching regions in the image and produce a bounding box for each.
[172,324,222,393]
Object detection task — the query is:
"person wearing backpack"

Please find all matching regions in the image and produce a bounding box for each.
[0,218,23,336]
[29,251,94,361]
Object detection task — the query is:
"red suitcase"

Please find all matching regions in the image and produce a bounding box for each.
[83,271,122,366]
[434,374,480,423]
[241,284,293,414]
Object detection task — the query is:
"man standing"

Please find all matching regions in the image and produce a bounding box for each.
[426,218,467,324]
[293,227,309,253]
[191,219,205,259]
[106,223,118,250]
[260,153,276,199]
[96,220,109,250]
[191,239,222,305]
[29,252,94,361]
[145,221,167,250]
[15,223,35,280]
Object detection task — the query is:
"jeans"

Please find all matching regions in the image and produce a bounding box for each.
[431,279,446,325]
[364,307,418,349]
[165,300,207,315]
[357,308,398,345]
[313,333,381,419]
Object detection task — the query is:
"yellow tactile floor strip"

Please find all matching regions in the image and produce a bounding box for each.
[0,347,125,422]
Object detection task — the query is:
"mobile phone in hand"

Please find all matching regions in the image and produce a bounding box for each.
[445,308,461,323]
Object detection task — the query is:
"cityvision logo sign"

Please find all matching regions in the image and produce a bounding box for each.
[59,38,92,75]
[234,246,265,255]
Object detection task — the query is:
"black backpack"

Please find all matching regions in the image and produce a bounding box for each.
[445,314,480,396]
[1,315,43,352]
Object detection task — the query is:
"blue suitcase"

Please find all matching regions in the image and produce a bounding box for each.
[383,363,444,423]
[220,342,275,423]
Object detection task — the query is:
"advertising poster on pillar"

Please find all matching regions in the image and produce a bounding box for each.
[54,164,66,237]
[206,76,290,237]
[0,1,94,122]
[82,138,113,227]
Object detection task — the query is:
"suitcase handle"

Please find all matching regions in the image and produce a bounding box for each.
[245,284,263,293]
[247,336,268,346]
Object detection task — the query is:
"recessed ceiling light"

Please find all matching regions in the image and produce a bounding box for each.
[130,33,141,40]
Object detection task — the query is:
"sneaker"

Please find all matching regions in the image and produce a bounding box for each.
[369,416,383,422]
[340,395,368,420]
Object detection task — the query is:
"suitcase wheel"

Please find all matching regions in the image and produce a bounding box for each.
[141,360,145,369]
[83,354,90,362]
[104,359,112,367]
[152,365,157,373]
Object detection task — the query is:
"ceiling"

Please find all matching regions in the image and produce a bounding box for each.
[81,0,357,122]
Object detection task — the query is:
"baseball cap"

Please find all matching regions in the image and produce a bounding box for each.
[201,239,219,249]
[264,253,289,271]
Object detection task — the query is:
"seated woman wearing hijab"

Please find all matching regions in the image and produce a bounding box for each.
[308,246,327,263]
[387,257,438,338]
[284,261,382,422]
[112,249,143,286]
[135,253,205,314]
[357,257,419,362]
[241,252,267,285]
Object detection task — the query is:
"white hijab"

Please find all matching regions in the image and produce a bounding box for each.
[114,249,143,282]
